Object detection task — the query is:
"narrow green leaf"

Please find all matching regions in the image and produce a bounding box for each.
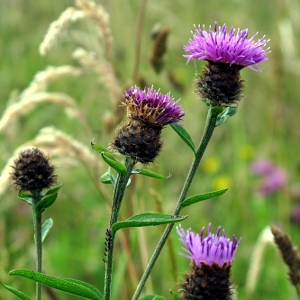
[35,193,58,212]
[91,141,116,161]
[171,123,196,154]
[131,169,166,179]
[42,218,53,242]
[45,183,62,196]
[112,213,187,232]
[90,141,109,154]
[100,151,116,160]
[9,269,102,300]
[101,152,127,175]
[17,192,33,205]
[60,278,103,299]
[139,295,166,300]
[180,189,228,209]
[0,282,31,300]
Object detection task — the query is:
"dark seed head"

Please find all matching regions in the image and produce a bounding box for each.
[11,147,57,192]
[196,61,244,106]
[111,118,163,164]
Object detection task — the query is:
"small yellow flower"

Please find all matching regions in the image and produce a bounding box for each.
[202,157,220,174]
[213,175,232,190]
[238,144,254,160]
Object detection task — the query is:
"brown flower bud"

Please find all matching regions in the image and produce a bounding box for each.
[11,147,56,192]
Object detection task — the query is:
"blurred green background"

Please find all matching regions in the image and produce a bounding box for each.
[1,0,300,299]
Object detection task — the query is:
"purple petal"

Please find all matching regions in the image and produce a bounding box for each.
[124,86,184,126]
[177,224,241,267]
[184,23,270,71]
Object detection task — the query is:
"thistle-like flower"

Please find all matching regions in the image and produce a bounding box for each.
[177,224,241,300]
[184,23,270,106]
[11,147,57,192]
[112,86,184,164]
[123,86,184,126]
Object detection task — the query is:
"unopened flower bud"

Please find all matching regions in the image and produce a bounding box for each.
[11,147,56,192]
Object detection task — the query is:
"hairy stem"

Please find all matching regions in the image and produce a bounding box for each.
[132,106,219,300]
[32,191,43,300]
[104,157,136,300]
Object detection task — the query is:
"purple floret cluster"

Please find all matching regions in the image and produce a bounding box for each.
[124,86,184,126]
[252,159,287,196]
[177,224,241,267]
[184,23,270,71]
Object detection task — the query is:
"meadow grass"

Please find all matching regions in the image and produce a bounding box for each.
[1,0,300,299]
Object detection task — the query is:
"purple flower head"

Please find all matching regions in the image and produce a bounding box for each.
[177,224,241,267]
[252,159,288,197]
[257,168,287,197]
[291,205,300,223]
[252,159,276,176]
[124,86,184,126]
[184,23,270,71]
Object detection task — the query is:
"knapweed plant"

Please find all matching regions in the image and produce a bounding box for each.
[2,2,284,299]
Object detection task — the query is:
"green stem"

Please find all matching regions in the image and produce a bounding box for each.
[132,106,219,300]
[104,157,136,300]
[32,191,43,300]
